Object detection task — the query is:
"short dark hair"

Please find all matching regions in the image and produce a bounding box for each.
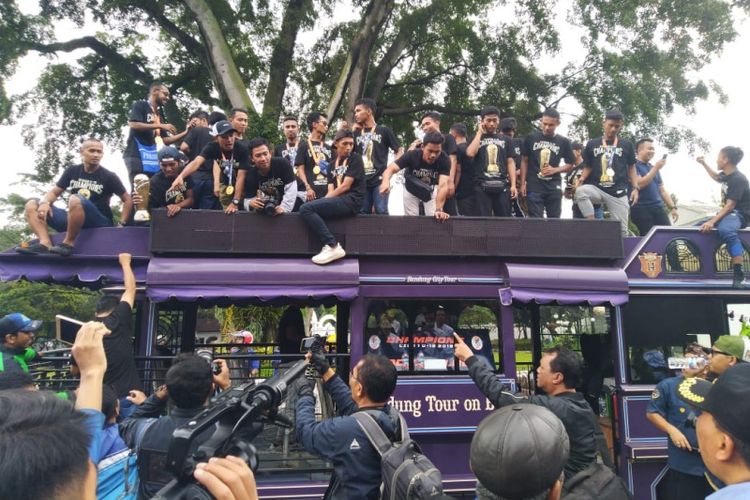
[355,98,377,113]
[543,346,583,389]
[95,295,120,315]
[230,108,249,118]
[358,354,397,403]
[604,108,624,121]
[422,132,445,146]
[306,111,327,131]
[0,370,35,390]
[282,115,298,124]
[450,122,467,137]
[247,137,270,156]
[636,137,653,151]
[149,81,166,92]
[189,110,209,121]
[716,420,750,468]
[102,384,118,420]
[542,108,560,120]
[480,106,501,119]
[500,117,517,132]
[81,136,103,146]
[166,354,213,409]
[421,111,442,123]
[571,141,583,151]
[721,146,744,166]
[209,111,227,125]
[0,390,91,500]
[334,128,354,142]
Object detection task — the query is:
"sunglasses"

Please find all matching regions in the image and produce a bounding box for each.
[710,348,733,357]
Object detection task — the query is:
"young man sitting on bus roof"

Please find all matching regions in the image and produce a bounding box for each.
[131,146,195,219]
[17,137,132,256]
[454,337,599,479]
[295,352,401,499]
[696,146,750,288]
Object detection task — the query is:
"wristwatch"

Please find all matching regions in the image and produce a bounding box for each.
[231,199,240,206]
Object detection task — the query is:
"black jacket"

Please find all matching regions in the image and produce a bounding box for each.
[466,356,598,478]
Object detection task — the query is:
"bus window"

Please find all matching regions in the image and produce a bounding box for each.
[623,297,727,384]
[363,300,502,374]
[664,238,701,273]
[715,243,750,273]
[513,306,534,395]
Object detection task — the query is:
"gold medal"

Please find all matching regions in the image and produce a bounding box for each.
[606,168,615,177]
[225,185,234,195]
[313,166,321,175]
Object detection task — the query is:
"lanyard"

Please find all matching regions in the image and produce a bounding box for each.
[221,149,235,185]
[308,137,322,165]
[602,136,618,168]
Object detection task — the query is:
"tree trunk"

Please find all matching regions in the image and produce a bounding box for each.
[183,0,256,113]
[326,0,394,122]
[365,31,409,102]
[262,0,311,120]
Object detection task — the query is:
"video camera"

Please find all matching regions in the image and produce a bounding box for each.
[300,335,328,379]
[153,359,308,500]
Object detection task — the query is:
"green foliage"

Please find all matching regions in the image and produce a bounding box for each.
[0,280,99,338]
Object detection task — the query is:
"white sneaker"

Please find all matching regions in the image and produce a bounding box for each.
[312,244,346,265]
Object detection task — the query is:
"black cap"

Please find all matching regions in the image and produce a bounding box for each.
[157,146,180,162]
[470,404,569,499]
[678,363,750,446]
[210,120,238,137]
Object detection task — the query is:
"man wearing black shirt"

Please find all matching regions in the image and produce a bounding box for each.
[296,112,332,201]
[466,106,517,217]
[171,120,250,214]
[500,117,526,218]
[177,111,224,210]
[380,132,451,220]
[179,110,210,162]
[274,115,306,211]
[451,122,479,216]
[135,146,194,218]
[244,138,298,215]
[414,111,459,215]
[19,138,131,256]
[230,107,250,145]
[96,253,142,419]
[521,108,575,218]
[123,82,182,183]
[353,98,402,214]
[300,129,365,265]
[697,147,750,288]
[574,109,639,235]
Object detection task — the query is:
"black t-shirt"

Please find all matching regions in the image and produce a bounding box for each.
[294,140,332,199]
[274,143,305,193]
[583,136,637,197]
[149,171,193,209]
[500,134,522,164]
[183,127,214,166]
[474,134,513,182]
[523,132,575,193]
[56,164,126,222]
[102,301,142,397]
[353,126,400,187]
[455,143,475,199]
[721,170,750,224]
[396,149,451,187]
[244,157,296,206]
[124,100,168,172]
[329,153,366,212]
[199,141,251,186]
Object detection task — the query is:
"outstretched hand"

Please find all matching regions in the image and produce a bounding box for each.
[453,332,474,363]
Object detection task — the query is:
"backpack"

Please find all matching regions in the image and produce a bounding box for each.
[353,409,444,500]
[562,463,632,500]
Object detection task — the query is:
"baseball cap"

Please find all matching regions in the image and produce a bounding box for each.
[158,146,181,163]
[713,335,750,361]
[470,404,569,498]
[0,313,43,336]
[678,363,750,446]
[210,120,238,137]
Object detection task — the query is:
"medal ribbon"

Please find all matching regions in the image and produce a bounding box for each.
[221,149,235,186]
[602,136,619,169]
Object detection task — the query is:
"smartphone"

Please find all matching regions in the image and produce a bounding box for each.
[55,315,84,343]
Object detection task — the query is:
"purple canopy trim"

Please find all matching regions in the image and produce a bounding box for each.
[147,285,358,303]
[501,263,629,306]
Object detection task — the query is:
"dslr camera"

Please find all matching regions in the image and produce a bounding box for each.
[195,348,222,376]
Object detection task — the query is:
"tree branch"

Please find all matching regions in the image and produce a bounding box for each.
[24,36,152,83]
[382,63,468,90]
[381,104,480,116]
[131,1,205,59]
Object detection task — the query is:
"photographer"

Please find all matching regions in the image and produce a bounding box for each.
[120,354,235,499]
[296,352,400,499]
[244,137,298,215]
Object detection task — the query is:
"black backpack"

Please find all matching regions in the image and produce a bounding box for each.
[353,409,444,500]
[562,463,632,500]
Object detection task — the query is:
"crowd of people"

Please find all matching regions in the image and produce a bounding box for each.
[11,83,750,280]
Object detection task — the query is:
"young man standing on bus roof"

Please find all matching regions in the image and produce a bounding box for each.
[521,109,576,219]
[17,137,132,256]
[454,337,599,479]
[450,122,479,216]
[353,98,402,214]
[631,138,679,235]
[574,109,639,236]
[500,117,526,218]
[646,343,714,500]
[413,111,459,214]
[295,112,332,202]
[697,147,750,288]
[274,116,306,211]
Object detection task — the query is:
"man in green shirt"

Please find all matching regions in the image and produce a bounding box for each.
[0,313,43,374]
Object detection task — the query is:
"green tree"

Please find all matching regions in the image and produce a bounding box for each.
[1,0,746,183]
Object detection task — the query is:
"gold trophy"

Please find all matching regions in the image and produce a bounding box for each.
[486,144,499,174]
[363,140,374,175]
[133,174,151,222]
[538,148,551,179]
[219,184,234,209]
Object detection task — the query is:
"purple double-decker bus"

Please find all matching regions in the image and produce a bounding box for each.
[1,211,745,499]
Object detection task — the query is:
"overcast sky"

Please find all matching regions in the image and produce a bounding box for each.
[1,5,748,223]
